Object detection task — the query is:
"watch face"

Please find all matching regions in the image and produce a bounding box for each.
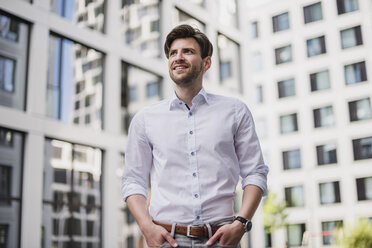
[245,221,252,232]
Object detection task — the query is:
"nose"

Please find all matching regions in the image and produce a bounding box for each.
[174,51,185,61]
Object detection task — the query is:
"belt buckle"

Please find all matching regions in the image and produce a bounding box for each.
[186,225,199,238]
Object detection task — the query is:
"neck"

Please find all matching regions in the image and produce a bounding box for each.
[174,83,202,107]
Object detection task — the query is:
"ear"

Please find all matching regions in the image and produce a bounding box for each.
[202,56,211,72]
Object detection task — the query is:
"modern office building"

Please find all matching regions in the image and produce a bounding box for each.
[246,0,372,247]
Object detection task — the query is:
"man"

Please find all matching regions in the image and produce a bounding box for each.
[122,24,268,248]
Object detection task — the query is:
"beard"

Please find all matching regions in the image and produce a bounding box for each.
[169,61,203,86]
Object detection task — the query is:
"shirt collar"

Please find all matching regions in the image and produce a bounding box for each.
[168,87,209,110]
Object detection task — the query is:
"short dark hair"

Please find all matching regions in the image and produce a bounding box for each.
[164,24,213,59]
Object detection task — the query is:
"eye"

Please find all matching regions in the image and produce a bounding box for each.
[184,49,193,54]
[169,51,176,56]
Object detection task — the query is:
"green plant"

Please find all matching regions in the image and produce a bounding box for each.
[263,192,288,233]
[335,218,372,248]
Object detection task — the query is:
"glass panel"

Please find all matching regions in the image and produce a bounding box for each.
[0,127,23,248]
[280,113,297,134]
[121,63,162,134]
[344,0,359,13]
[345,61,367,85]
[42,139,102,248]
[319,181,340,204]
[285,185,304,207]
[172,9,205,32]
[353,137,372,160]
[304,2,322,23]
[0,13,29,110]
[322,221,342,245]
[278,78,295,98]
[283,149,301,170]
[121,0,161,58]
[287,224,305,246]
[341,26,363,49]
[250,21,258,39]
[314,106,334,128]
[310,70,330,91]
[255,85,263,104]
[317,144,337,165]
[50,0,105,33]
[217,0,238,28]
[273,12,289,32]
[47,35,104,129]
[307,36,326,57]
[275,45,292,64]
[217,34,241,92]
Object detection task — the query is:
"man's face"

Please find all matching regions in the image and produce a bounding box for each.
[168,38,209,86]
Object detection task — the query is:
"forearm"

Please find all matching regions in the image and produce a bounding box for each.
[237,184,263,220]
[126,194,153,230]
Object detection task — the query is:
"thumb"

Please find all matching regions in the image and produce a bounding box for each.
[162,232,178,247]
[206,231,222,246]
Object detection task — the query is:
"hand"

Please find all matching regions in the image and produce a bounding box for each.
[206,221,245,246]
[142,222,178,248]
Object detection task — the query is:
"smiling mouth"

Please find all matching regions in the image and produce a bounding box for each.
[173,64,189,71]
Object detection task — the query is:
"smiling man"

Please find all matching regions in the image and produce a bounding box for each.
[122,24,268,248]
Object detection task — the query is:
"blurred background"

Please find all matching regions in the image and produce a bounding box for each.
[0,0,371,248]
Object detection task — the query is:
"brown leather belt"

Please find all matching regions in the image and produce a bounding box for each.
[153,221,222,238]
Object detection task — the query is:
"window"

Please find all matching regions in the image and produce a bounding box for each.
[285,185,305,207]
[287,224,306,247]
[125,206,136,225]
[275,45,292,64]
[353,137,372,160]
[146,82,160,98]
[344,61,367,85]
[341,26,363,49]
[43,139,102,248]
[173,8,205,32]
[0,127,23,247]
[122,0,161,57]
[47,35,104,129]
[255,85,263,104]
[313,106,334,128]
[217,34,241,92]
[322,220,343,245]
[348,98,372,122]
[264,228,272,248]
[337,0,358,14]
[121,63,162,133]
[317,144,337,165]
[304,2,322,23]
[272,12,289,32]
[0,12,29,110]
[280,113,298,134]
[283,149,301,170]
[307,36,326,57]
[278,78,295,98]
[251,21,259,39]
[356,177,372,201]
[50,0,105,32]
[319,181,341,204]
[127,235,134,248]
[310,70,330,91]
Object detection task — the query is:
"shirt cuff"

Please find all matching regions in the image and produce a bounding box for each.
[122,183,148,202]
[241,169,268,196]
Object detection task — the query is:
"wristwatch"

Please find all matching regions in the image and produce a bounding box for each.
[234,216,252,232]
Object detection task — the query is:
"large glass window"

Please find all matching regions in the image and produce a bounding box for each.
[304,2,322,24]
[0,127,24,248]
[275,45,292,65]
[280,113,298,134]
[255,85,263,104]
[337,0,358,14]
[217,0,238,28]
[42,139,102,248]
[306,36,326,57]
[313,106,334,128]
[217,34,241,92]
[121,63,162,134]
[121,0,161,58]
[285,185,305,207]
[319,181,341,205]
[50,0,105,32]
[341,26,363,49]
[356,177,372,201]
[47,35,104,129]
[172,9,205,32]
[322,220,343,245]
[0,12,29,110]
[310,70,330,91]
[250,21,259,39]
[348,98,372,122]
[352,136,372,160]
[287,224,306,247]
[278,78,295,98]
[344,61,367,85]
[316,144,337,165]
[272,12,289,32]
[282,149,301,170]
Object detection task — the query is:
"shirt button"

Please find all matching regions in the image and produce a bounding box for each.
[189,130,193,135]
[192,172,197,177]
[196,216,200,220]
[194,194,199,198]
[189,112,193,116]
[179,102,182,104]
[191,152,195,156]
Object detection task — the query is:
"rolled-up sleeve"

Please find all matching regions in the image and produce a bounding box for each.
[234,101,269,196]
[122,110,153,202]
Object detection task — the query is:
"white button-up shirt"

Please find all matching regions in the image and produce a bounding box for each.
[122,88,268,225]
